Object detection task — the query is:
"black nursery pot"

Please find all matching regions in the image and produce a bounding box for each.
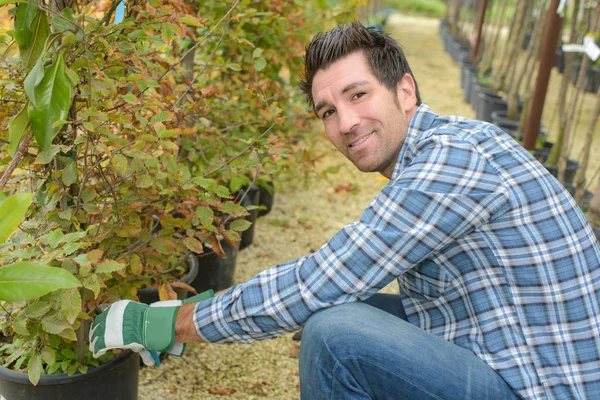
[191,241,239,293]
[543,160,580,186]
[240,184,261,250]
[477,91,507,123]
[258,181,275,217]
[138,254,199,304]
[0,350,139,400]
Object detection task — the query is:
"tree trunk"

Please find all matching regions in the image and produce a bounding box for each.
[547,0,582,167]
[556,3,599,181]
[507,2,548,121]
[574,85,600,203]
[479,0,508,77]
[492,0,531,92]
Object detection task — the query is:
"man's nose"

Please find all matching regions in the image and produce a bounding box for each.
[337,105,360,134]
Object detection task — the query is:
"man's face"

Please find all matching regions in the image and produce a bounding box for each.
[312,51,417,178]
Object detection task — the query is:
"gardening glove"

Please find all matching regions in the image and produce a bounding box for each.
[89,289,214,366]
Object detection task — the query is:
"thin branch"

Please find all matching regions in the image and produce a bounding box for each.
[171,15,231,110]
[0,98,26,104]
[157,0,239,85]
[203,123,275,177]
[0,133,33,189]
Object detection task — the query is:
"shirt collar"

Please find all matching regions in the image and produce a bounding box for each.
[390,103,438,181]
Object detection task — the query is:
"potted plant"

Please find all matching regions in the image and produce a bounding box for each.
[0,0,254,395]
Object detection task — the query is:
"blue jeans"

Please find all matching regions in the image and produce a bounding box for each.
[298,294,520,400]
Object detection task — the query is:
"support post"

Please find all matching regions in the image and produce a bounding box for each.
[522,0,563,150]
[472,0,488,63]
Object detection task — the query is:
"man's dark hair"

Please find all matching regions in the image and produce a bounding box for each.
[299,21,422,110]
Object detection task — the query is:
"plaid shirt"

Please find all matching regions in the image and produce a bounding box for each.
[194,104,600,399]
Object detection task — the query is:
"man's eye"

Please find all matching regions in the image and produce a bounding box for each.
[322,109,335,119]
[353,92,365,100]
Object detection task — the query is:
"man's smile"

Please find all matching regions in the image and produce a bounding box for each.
[348,132,374,148]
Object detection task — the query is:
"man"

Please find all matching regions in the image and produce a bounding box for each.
[90,22,600,399]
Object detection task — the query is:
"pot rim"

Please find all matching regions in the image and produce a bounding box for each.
[0,349,136,385]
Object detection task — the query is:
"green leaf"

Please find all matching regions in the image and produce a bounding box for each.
[8,104,29,157]
[21,301,52,318]
[252,48,263,58]
[61,162,77,186]
[41,346,56,367]
[230,219,252,232]
[0,262,81,302]
[178,16,203,27]
[13,318,29,335]
[21,10,49,67]
[136,174,153,188]
[254,57,267,71]
[27,351,43,386]
[122,93,137,103]
[221,201,247,216]
[61,288,81,324]
[149,111,170,125]
[36,145,61,164]
[95,260,126,274]
[14,0,37,50]
[24,57,45,108]
[149,238,177,254]
[195,206,214,226]
[0,193,32,244]
[29,54,73,152]
[192,177,215,189]
[51,8,75,33]
[213,185,230,198]
[82,274,101,298]
[41,313,70,334]
[182,236,204,253]
[227,63,241,71]
[0,0,27,4]
[45,228,64,248]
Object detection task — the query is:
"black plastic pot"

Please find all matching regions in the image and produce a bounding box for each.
[555,49,565,73]
[0,350,139,400]
[240,184,260,250]
[469,77,491,109]
[191,241,238,293]
[543,160,580,186]
[533,141,554,162]
[462,64,478,103]
[137,254,199,304]
[258,181,275,217]
[490,110,545,137]
[565,184,594,212]
[477,91,507,123]
[571,61,599,93]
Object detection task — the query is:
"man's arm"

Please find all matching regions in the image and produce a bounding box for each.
[175,302,205,342]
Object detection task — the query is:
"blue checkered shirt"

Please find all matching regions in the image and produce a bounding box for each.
[194,104,600,399]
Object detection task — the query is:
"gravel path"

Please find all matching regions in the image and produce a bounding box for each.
[138,12,598,400]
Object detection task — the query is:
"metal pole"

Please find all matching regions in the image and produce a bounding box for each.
[472,0,488,63]
[522,0,563,150]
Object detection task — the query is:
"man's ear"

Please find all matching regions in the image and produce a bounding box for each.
[396,73,417,112]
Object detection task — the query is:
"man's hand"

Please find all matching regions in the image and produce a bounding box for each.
[89,290,213,365]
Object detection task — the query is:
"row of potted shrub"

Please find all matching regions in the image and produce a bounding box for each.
[439,20,593,211]
[0,0,360,398]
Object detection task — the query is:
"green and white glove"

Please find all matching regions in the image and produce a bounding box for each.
[89,290,214,366]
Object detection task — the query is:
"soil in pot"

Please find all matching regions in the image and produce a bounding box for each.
[0,350,139,400]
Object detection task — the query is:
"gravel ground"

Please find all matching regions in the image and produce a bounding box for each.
[139,12,598,400]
